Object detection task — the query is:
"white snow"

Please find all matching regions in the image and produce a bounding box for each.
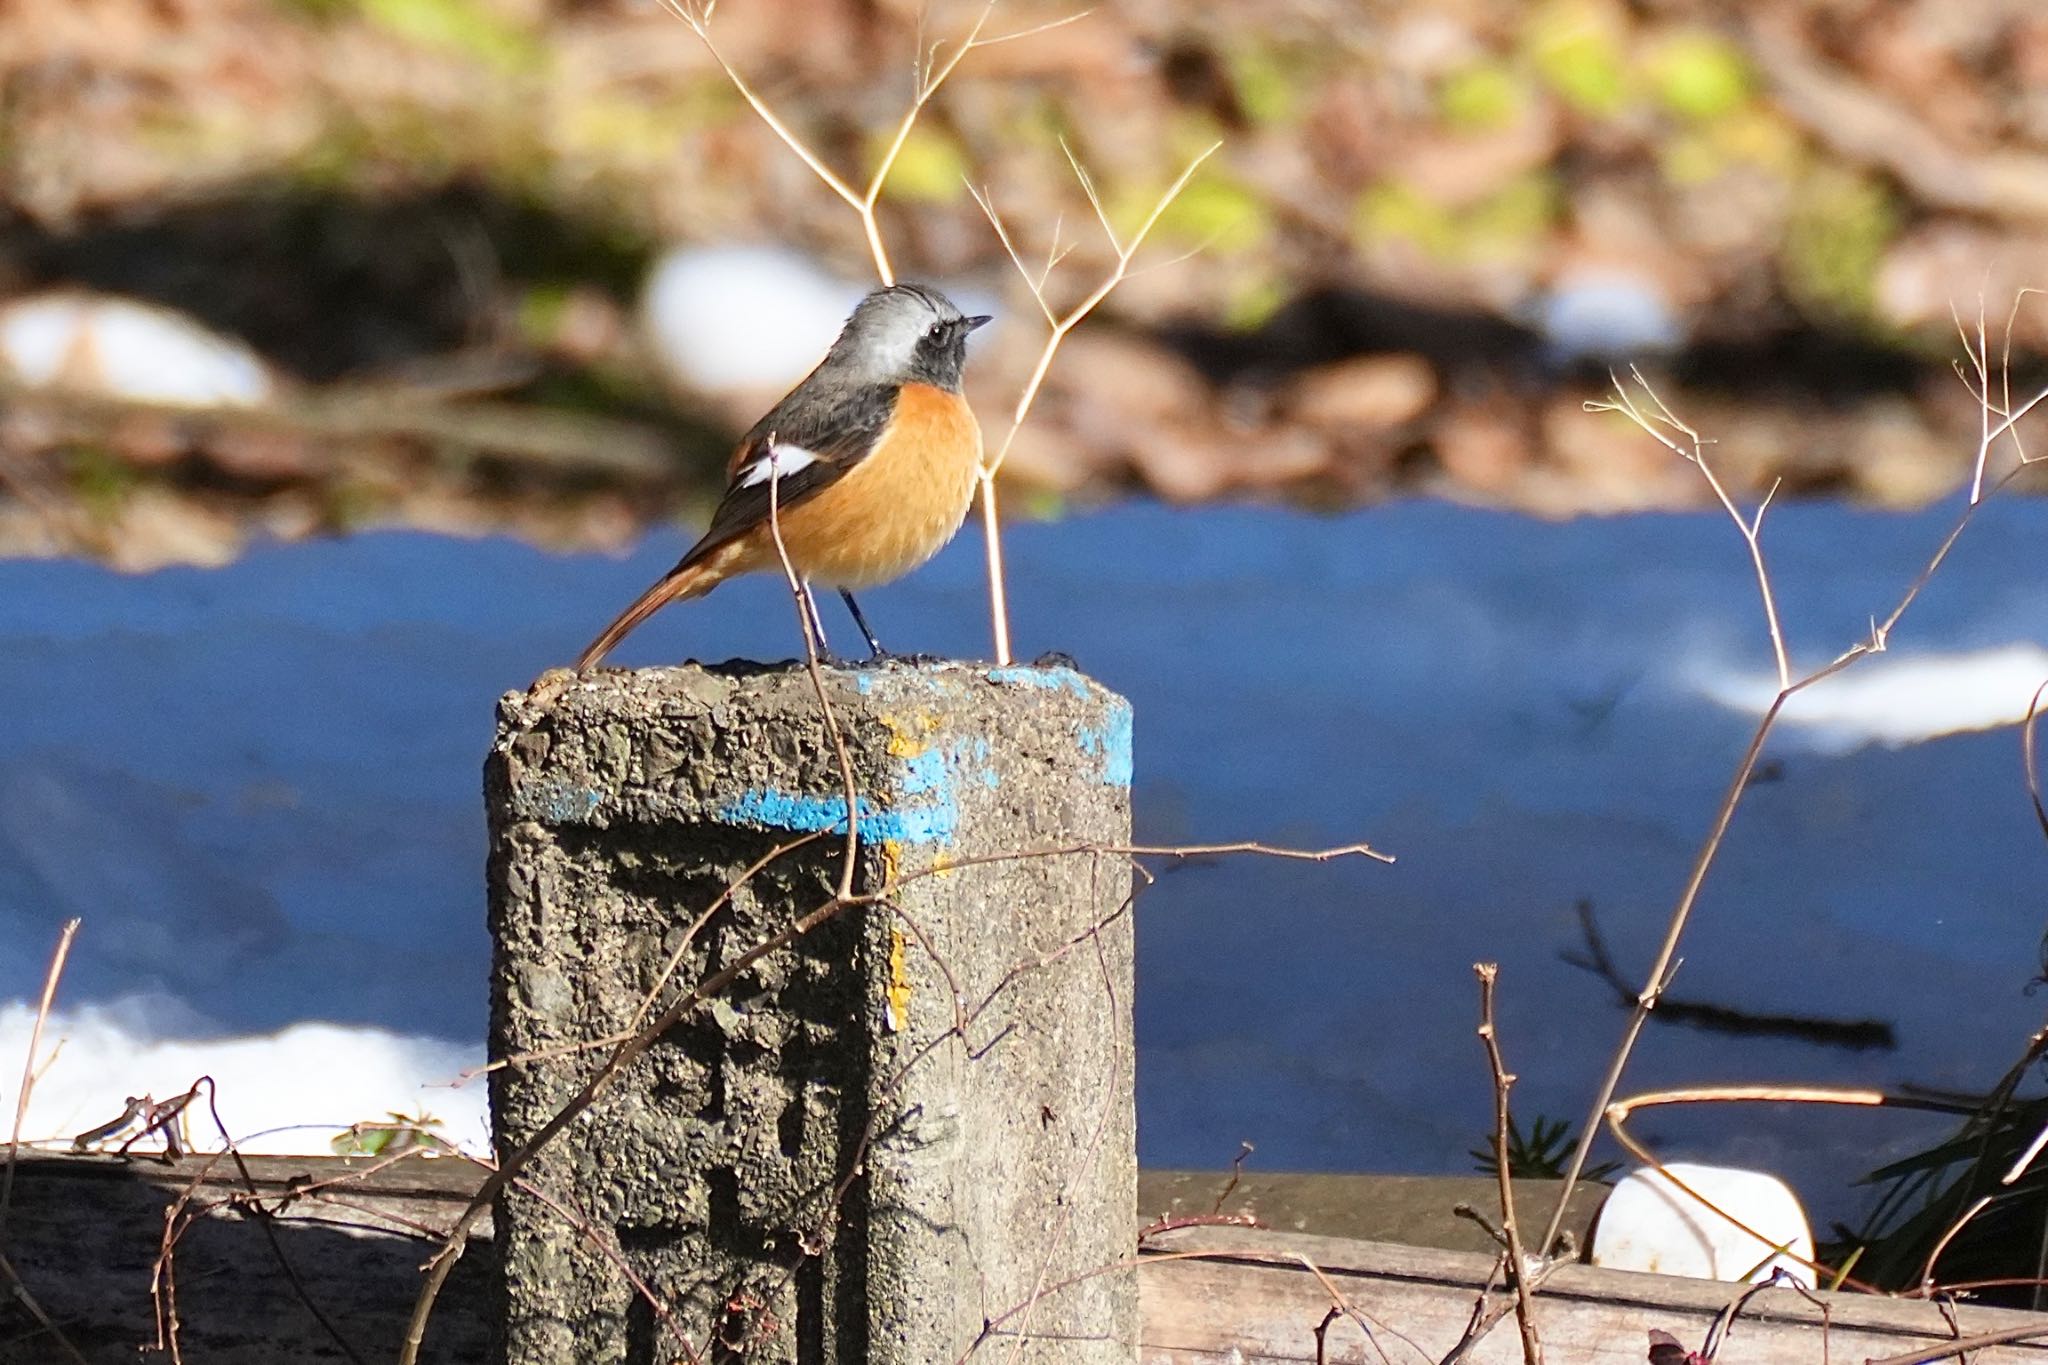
[639,245,866,395]
[0,290,275,407]
[0,995,488,1157]
[637,244,1001,398]
[1698,642,2048,753]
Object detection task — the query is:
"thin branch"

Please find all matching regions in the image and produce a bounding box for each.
[2023,679,2048,847]
[455,833,824,1082]
[1537,360,2048,1268]
[666,0,1084,288]
[1862,1321,2048,1365]
[1474,964,1542,1365]
[1601,1082,1990,1292]
[1,918,78,1251]
[967,140,1220,663]
[1589,371,1789,690]
[0,1251,89,1365]
[764,438,862,900]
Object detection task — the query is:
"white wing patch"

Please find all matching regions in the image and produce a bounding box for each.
[737,442,820,489]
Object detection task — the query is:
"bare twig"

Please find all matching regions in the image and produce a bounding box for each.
[510,1174,700,1360]
[1474,964,1542,1365]
[1000,901,1124,1365]
[398,877,866,1364]
[195,1078,367,1365]
[1536,359,2048,1265]
[662,0,1082,288]
[1212,1140,1255,1215]
[1562,899,1895,1049]
[1699,1268,1832,1364]
[1296,1253,1418,1365]
[967,142,1218,662]
[1135,1210,1263,1241]
[1862,1320,2048,1365]
[1602,1082,1994,1292]
[455,832,825,1083]
[1,918,78,1250]
[0,925,94,1361]
[765,437,862,900]
[2023,679,2048,846]
[0,1250,90,1365]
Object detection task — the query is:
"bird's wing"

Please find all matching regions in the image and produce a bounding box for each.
[683,383,898,566]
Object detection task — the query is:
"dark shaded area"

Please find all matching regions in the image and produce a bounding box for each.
[0,1152,495,1364]
[1161,282,2048,409]
[1562,899,1898,1052]
[0,178,653,382]
[1162,286,1548,389]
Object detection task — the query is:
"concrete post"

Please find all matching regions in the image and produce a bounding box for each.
[485,661,1136,1365]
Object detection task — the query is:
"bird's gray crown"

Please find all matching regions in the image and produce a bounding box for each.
[824,283,977,388]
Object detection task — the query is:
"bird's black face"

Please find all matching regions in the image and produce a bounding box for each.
[908,310,991,391]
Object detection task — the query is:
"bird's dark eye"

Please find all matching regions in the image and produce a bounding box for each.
[925,322,943,340]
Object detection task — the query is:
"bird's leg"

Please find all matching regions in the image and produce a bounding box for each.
[840,591,889,660]
[798,580,837,663]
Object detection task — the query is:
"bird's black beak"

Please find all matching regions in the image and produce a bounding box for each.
[964,315,993,332]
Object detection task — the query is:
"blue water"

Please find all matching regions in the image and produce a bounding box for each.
[4,496,2046,1203]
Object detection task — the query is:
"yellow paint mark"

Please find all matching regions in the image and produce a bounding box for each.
[881,708,941,758]
[886,928,912,1032]
[883,837,911,1032]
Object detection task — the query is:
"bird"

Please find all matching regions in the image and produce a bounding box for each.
[574,282,991,673]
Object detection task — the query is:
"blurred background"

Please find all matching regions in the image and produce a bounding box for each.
[4,0,2048,1260]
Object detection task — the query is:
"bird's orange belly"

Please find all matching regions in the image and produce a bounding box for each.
[768,385,981,588]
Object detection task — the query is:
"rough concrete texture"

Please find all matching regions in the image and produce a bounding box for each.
[486,659,1136,1365]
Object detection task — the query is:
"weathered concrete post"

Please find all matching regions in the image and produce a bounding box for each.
[485,660,1136,1365]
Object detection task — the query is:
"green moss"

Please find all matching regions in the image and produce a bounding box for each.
[554,91,726,171]
[1150,171,1269,253]
[1648,30,1752,120]
[1437,62,1528,132]
[514,284,574,349]
[1005,92,1075,152]
[875,124,971,205]
[1014,488,1069,521]
[271,0,358,21]
[321,478,386,531]
[358,0,541,73]
[1661,105,1805,184]
[1463,172,1562,252]
[1782,168,1898,321]
[67,447,137,526]
[1525,1,1630,116]
[1225,43,1304,126]
[1356,181,1460,258]
[1357,172,1558,261]
[1223,274,1289,330]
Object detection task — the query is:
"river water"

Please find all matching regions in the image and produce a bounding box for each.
[4,495,2045,1224]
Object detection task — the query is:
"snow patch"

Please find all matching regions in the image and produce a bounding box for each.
[1698,642,2048,753]
[0,997,488,1156]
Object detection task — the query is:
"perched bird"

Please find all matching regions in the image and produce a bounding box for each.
[575,283,990,672]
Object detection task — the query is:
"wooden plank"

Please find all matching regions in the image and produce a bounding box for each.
[1137,1171,1605,1259]
[6,1154,2045,1364]
[1137,1226,2048,1365]
[0,1150,494,1364]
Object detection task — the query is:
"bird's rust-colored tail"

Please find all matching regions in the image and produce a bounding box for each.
[573,546,737,673]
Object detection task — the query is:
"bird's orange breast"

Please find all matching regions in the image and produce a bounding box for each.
[740,382,982,589]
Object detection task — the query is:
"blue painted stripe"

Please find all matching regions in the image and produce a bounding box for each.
[718,788,958,843]
[985,666,1092,697]
[1076,702,1134,786]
